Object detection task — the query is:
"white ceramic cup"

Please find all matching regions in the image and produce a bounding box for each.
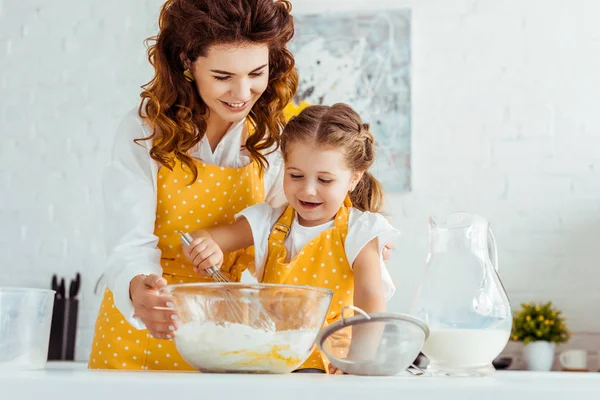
[559,349,588,369]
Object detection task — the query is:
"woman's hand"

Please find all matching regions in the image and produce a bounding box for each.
[129,274,179,340]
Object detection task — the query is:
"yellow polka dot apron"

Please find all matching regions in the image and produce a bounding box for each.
[261,197,355,372]
[88,159,264,370]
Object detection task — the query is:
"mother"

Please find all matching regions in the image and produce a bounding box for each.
[89,0,300,370]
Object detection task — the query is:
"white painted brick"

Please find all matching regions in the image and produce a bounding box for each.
[491,138,556,170]
[418,173,507,203]
[556,133,600,153]
[491,208,563,235]
[556,202,600,232]
[506,175,573,203]
[571,176,600,199]
[499,254,562,291]
[501,232,567,256]
[536,158,598,176]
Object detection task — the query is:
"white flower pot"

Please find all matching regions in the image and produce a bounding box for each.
[522,341,555,371]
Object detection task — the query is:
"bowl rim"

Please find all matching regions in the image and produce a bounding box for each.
[0,287,55,295]
[317,312,430,343]
[162,282,334,296]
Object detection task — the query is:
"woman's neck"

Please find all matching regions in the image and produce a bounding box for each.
[204,112,235,153]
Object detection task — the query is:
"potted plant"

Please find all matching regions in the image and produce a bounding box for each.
[511,301,570,371]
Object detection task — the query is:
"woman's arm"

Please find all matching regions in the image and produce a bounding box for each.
[100,110,181,340]
[102,110,164,328]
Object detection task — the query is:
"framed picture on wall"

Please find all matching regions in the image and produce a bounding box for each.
[290,9,412,192]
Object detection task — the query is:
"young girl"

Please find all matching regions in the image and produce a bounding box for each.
[183,103,399,373]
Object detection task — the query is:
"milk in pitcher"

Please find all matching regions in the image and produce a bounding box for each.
[422,328,510,371]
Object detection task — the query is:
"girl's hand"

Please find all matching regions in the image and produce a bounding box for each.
[129,274,179,340]
[182,237,224,275]
[328,364,343,375]
[382,240,394,261]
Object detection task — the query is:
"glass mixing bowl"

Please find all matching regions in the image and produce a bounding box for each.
[161,283,333,373]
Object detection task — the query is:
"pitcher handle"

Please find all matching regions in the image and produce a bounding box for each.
[488,227,499,272]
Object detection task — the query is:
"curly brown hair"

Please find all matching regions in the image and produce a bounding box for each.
[280,104,384,213]
[136,0,298,183]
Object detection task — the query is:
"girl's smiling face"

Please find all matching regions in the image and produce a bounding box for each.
[283,141,362,227]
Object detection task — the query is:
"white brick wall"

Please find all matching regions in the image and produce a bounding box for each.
[385,0,600,334]
[0,0,163,360]
[2,0,600,363]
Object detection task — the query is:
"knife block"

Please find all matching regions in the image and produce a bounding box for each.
[47,297,79,361]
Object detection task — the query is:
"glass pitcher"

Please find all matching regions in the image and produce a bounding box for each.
[411,212,512,376]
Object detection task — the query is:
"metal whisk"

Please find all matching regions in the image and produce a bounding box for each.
[176,230,275,332]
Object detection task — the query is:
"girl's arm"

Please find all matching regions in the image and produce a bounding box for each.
[341,238,387,368]
[353,238,387,313]
[192,217,254,253]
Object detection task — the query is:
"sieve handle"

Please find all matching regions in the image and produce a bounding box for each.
[340,305,371,326]
[407,363,426,376]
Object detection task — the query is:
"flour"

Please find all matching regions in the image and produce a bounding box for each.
[174,321,319,373]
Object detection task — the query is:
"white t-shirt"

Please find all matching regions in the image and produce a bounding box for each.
[236,203,398,301]
[100,108,286,329]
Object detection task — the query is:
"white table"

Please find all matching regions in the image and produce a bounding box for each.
[3,362,600,399]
